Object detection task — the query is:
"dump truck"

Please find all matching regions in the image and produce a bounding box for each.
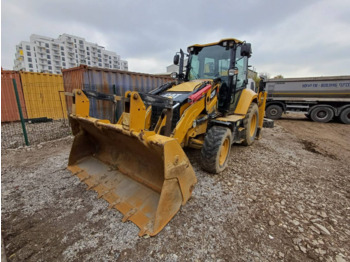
[67,38,267,236]
[265,76,350,123]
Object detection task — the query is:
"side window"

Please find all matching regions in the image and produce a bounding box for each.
[189,56,199,80]
[235,46,247,88]
[203,57,215,77]
[218,59,230,76]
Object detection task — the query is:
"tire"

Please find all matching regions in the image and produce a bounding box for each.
[310,106,334,123]
[200,126,232,174]
[339,107,350,124]
[265,104,283,120]
[242,103,259,146]
[263,118,274,128]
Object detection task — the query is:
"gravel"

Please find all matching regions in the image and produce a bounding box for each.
[1,115,349,261]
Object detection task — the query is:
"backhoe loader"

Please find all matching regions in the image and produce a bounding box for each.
[68,38,267,236]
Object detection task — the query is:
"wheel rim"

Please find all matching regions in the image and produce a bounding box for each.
[250,114,257,137]
[219,138,230,166]
[270,108,278,116]
[316,110,327,119]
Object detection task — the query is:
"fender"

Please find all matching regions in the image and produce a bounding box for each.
[234,89,258,115]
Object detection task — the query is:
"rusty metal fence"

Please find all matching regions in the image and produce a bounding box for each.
[1,73,71,149]
[2,66,171,149]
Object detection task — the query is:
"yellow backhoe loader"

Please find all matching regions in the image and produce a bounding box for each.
[67,38,267,236]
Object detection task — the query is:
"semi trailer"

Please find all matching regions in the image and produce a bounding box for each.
[265,76,350,124]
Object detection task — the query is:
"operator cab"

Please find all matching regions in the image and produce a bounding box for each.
[173,39,252,114]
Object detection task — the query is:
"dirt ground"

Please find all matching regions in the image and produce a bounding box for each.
[1,114,349,262]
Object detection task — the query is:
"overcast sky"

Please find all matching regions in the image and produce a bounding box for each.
[2,0,350,77]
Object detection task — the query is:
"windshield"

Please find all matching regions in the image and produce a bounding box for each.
[187,45,231,81]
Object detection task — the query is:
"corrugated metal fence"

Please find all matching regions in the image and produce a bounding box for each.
[62,65,171,122]
[2,66,171,148]
[20,72,68,120]
[1,70,27,122]
[1,70,70,149]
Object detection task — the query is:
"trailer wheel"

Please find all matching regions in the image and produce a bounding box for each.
[339,107,350,124]
[310,106,334,123]
[200,126,232,174]
[265,104,283,120]
[243,103,259,146]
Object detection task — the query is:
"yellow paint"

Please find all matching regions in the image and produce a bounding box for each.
[19,49,23,56]
[188,38,243,49]
[250,113,257,137]
[68,113,197,236]
[258,91,267,129]
[205,84,219,112]
[73,90,90,117]
[145,105,152,129]
[128,92,147,132]
[173,98,206,144]
[216,115,245,122]
[185,121,208,147]
[234,89,258,115]
[219,138,229,166]
[168,80,206,92]
[20,72,67,120]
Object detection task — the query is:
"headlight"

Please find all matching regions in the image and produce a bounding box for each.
[171,72,178,79]
[228,68,238,76]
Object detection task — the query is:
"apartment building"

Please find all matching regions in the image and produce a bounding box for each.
[14,34,128,74]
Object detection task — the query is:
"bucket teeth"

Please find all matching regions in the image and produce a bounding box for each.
[138,221,153,237]
[108,198,122,209]
[81,175,91,182]
[122,208,138,222]
[87,183,99,190]
[97,188,112,199]
[68,116,197,236]
[72,170,84,176]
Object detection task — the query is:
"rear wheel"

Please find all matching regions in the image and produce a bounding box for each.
[201,126,232,174]
[265,104,283,119]
[310,106,334,123]
[243,103,259,146]
[339,107,350,124]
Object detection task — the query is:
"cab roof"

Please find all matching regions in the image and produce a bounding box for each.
[188,38,243,49]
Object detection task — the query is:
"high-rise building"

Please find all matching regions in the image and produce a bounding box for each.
[13,34,128,74]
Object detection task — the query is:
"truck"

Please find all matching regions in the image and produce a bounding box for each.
[264,76,350,124]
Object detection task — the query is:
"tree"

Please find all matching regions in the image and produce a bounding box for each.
[273,75,284,79]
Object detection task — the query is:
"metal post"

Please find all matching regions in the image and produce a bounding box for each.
[12,78,29,146]
[113,84,117,123]
[58,91,66,124]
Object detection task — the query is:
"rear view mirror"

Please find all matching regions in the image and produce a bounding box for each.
[173,54,180,65]
[241,43,252,58]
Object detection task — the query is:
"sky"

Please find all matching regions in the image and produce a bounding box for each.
[1,0,350,77]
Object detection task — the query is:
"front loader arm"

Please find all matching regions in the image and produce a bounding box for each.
[172,82,219,146]
[172,98,206,145]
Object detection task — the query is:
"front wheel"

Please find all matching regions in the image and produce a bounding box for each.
[200,126,232,174]
[242,103,259,146]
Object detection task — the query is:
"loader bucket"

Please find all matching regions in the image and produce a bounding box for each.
[68,115,197,236]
